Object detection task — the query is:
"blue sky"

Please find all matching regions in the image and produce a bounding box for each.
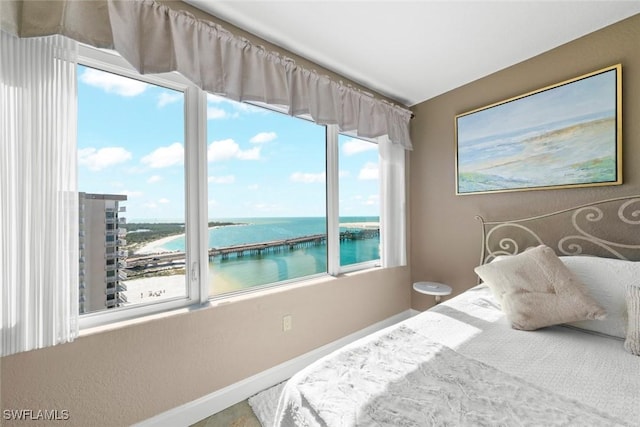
[77,65,380,221]
[457,68,617,145]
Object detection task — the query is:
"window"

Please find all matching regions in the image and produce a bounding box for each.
[78,62,188,316]
[77,46,200,327]
[338,134,380,268]
[205,96,327,296]
[77,46,387,326]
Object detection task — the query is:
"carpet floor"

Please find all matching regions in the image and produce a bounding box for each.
[190,380,285,427]
[190,400,261,427]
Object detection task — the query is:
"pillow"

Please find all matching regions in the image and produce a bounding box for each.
[624,284,640,356]
[560,256,639,338]
[474,245,606,331]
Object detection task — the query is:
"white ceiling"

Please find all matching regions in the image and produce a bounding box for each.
[184,1,640,106]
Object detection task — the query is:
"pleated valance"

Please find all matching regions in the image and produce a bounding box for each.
[1,0,413,149]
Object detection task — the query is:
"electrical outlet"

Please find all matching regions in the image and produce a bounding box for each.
[282,314,293,332]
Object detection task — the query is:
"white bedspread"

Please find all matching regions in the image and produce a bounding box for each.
[275,286,640,426]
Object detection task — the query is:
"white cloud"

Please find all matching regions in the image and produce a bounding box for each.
[158,198,170,204]
[250,132,277,144]
[78,147,132,171]
[207,106,236,120]
[208,175,236,184]
[207,139,261,162]
[342,138,377,156]
[206,94,239,120]
[157,92,182,108]
[208,139,238,162]
[236,147,261,160]
[141,142,184,168]
[80,68,148,97]
[247,184,259,190]
[290,172,326,184]
[358,162,379,180]
[147,175,162,184]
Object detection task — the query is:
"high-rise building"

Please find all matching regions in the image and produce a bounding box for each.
[78,193,128,314]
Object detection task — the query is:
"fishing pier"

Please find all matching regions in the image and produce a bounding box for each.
[125,227,379,273]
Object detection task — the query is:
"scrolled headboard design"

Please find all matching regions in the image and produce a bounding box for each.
[476,195,640,266]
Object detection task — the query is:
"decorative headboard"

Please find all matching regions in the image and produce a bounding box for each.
[476,195,640,266]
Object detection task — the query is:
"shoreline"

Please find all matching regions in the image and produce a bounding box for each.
[339,221,379,230]
[134,221,380,255]
[133,221,380,255]
[133,224,245,255]
[134,233,184,255]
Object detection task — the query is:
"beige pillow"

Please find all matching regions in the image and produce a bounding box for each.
[624,284,640,356]
[474,245,606,330]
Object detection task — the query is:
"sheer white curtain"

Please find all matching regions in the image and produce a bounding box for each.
[1,31,79,356]
[379,136,407,268]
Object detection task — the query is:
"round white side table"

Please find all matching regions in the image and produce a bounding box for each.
[413,281,452,304]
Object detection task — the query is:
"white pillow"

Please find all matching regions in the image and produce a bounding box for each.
[624,283,640,356]
[474,246,606,331]
[560,256,639,338]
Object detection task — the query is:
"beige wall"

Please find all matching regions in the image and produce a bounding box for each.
[409,14,640,310]
[1,267,410,426]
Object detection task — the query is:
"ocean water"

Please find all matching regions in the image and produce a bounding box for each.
[157,217,380,295]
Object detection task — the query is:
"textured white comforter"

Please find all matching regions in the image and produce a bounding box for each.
[275,286,640,426]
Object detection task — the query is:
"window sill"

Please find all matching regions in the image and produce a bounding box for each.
[79,265,383,338]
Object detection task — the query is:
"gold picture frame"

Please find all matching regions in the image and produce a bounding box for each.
[455,64,622,195]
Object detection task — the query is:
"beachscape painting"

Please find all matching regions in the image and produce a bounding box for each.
[455,65,621,195]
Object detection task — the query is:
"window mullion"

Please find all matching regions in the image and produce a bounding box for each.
[196,89,210,303]
[185,86,209,304]
[326,125,340,276]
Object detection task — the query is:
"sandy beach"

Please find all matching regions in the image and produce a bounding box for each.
[134,224,243,255]
[135,233,184,255]
[123,269,240,304]
[339,222,380,230]
[124,274,187,305]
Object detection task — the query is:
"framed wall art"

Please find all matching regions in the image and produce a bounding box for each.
[455,64,622,195]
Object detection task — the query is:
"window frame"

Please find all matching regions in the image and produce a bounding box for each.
[77,46,381,329]
[77,45,206,329]
[331,128,382,274]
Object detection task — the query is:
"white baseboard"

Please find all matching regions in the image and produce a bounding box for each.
[134,309,414,427]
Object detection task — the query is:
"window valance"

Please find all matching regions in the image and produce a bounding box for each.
[1,0,413,149]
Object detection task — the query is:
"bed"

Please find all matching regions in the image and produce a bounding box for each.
[274,195,640,426]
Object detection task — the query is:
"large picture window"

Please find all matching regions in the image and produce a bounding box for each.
[77,45,390,326]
